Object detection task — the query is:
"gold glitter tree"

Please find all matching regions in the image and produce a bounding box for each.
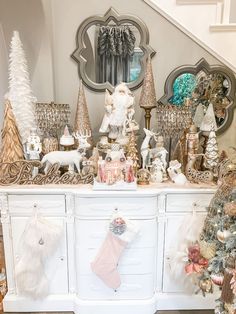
[74,80,93,146]
[0,100,24,163]
[126,131,140,174]
[139,57,157,129]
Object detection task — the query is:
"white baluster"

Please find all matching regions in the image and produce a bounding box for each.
[222,0,231,23]
[216,1,223,24]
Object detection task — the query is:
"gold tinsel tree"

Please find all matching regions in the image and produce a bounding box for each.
[0,100,24,163]
[126,131,140,174]
[139,56,157,129]
[74,80,93,146]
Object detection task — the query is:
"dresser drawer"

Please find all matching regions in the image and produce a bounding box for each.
[166,193,214,212]
[8,194,66,215]
[75,219,157,248]
[75,196,157,218]
[77,274,154,300]
[76,246,156,275]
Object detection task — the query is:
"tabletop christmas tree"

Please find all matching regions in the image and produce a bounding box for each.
[126,131,139,174]
[7,31,36,144]
[74,80,93,146]
[0,100,24,163]
[204,130,219,173]
[139,57,157,129]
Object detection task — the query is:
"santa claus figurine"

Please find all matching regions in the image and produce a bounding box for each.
[99,83,137,141]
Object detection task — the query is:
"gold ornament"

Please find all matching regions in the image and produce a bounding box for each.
[199,240,216,260]
[139,57,157,129]
[0,100,24,164]
[74,80,93,146]
[216,229,232,243]
[199,278,213,293]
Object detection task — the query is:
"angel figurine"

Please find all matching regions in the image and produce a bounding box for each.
[99,83,137,141]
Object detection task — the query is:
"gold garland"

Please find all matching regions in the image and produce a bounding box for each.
[0,161,94,186]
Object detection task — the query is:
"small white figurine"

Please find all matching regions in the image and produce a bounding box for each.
[140,128,158,169]
[150,158,165,183]
[42,130,91,173]
[149,135,168,180]
[26,128,42,160]
[99,83,137,140]
[167,160,188,185]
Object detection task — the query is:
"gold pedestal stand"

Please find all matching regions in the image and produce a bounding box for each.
[142,106,155,130]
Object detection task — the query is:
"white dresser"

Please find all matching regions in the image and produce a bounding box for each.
[0,184,217,314]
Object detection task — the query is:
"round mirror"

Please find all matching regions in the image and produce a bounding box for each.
[71,8,155,92]
[158,59,236,134]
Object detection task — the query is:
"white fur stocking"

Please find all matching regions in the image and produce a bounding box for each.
[15,212,62,298]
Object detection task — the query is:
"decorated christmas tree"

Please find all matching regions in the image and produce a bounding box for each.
[74,80,93,146]
[184,161,236,314]
[0,100,24,163]
[7,31,36,144]
[204,130,219,172]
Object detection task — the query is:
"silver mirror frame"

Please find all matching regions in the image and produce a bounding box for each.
[71,7,156,93]
[158,58,236,135]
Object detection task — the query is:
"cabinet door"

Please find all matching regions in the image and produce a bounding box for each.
[10,216,68,295]
[163,213,206,293]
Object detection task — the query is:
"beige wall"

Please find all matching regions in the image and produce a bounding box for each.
[0,0,235,151]
[0,0,54,101]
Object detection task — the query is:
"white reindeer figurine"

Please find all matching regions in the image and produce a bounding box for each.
[42,130,91,174]
[141,128,158,169]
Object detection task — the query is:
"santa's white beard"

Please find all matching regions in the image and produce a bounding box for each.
[110,94,129,127]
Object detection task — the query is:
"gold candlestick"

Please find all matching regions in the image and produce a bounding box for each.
[143,107,155,130]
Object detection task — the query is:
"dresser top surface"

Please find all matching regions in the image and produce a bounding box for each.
[0,182,217,196]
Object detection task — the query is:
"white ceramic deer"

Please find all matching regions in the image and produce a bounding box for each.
[42,130,91,174]
[141,128,158,169]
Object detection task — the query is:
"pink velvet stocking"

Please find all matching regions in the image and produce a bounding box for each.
[91,231,127,289]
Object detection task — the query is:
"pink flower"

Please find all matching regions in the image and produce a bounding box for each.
[188,244,201,263]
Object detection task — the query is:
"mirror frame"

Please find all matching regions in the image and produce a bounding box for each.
[71,7,156,93]
[158,58,236,135]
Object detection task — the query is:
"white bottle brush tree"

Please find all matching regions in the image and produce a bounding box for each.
[6,31,36,145]
[204,130,219,173]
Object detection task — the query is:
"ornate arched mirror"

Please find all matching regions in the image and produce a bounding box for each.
[71,7,156,92]
[158,58,236,134]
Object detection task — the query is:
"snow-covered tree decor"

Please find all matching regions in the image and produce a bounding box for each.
[6,31,36,144]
